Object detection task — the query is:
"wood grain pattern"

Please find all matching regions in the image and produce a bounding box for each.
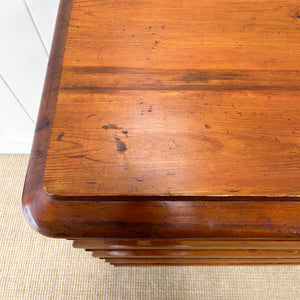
[75,239,300,263]
[106,258,300,266]
[91,248,300,259]
[73,239,300,250]
[43,0,300,197]
[22,0,300,265]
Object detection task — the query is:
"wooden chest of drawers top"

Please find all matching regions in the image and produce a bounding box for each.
[44,0,300,199]
[22,0,300,247]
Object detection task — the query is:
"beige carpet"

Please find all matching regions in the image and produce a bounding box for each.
[0,155,300,300]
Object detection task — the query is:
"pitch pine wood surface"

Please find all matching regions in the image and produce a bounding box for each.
[22,0,300,264]
[43,0,300,198]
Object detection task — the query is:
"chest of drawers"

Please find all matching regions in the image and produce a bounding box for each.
[23,0,300,265]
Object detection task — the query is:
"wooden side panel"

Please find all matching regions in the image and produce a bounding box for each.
[73,239,300,250]
[91,249,300,259]
[74,239,300,265]
[107,258,300,266]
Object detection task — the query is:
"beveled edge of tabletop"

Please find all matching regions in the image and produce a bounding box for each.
[22,0,74,237]
[22,0,300,240]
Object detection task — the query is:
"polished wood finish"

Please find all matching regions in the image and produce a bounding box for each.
[76,238,300,264]
[73,239,300,250]
[44,0,300,197]
[106,258,300,266]
[91,249,300,259]
[22,0,300,265]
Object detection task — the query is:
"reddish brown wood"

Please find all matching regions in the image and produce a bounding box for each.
[44,0,300,198]
[106,258,300,266]
[22,0,300,265]
[91,249,300,259]
[73,239,300,250]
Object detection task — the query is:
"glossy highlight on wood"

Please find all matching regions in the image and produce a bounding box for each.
[44,0,300,198]
[22,0,300,265]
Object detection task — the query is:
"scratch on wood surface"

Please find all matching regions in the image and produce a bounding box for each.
[87,114,98,118]
[97,47,103,60]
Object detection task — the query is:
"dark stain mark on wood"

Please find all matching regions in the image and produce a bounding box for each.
[87,114,98,118]
[69,154,86,158]
[134,230,144,234]
[102,124,121,130]
[205,124,211,129]
[87,182,96,184]
[36,149,43,156]
[121,130,128,135]
[291,12,300,19]
[148,229,156,234]
[134,178,144,182]
[57,133,64,141]
[229,190,239,193]
[148,105,152,112]
[35,121,50,132]
[162,25,165,29]
[166,173,176,176]
[115,137,127,152]
[48,61,52,66]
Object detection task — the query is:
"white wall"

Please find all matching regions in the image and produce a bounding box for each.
[0,0,60,153]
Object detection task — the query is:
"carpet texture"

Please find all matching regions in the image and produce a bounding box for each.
[0,155,300,300]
